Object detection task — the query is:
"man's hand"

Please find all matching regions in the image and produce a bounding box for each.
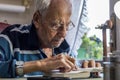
[37,54,76,73]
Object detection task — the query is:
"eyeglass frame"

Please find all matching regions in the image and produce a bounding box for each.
[38,12,75,32]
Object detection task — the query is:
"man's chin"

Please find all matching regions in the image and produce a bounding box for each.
[52,44,60,48]
[51,43,62,48]
[51,40,63,48]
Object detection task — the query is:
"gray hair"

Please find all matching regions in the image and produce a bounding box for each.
[34,0,51,15]
[34,0,72,16]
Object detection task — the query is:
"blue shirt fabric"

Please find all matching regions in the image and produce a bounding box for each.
[0,23,70,78]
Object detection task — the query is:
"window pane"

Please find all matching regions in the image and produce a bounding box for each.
[77,0,110,60]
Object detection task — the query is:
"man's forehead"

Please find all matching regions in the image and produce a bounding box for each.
[49,0,71,9]
[41,0,72,22]
[46,0,72,16]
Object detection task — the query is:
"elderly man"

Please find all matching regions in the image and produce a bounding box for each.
[0,0,76,78]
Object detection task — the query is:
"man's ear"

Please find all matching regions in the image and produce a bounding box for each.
[33,11,42,29]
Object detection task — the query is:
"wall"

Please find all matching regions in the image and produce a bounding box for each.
[0,0,34,24]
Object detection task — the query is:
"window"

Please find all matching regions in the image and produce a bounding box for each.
[77,0,110,60]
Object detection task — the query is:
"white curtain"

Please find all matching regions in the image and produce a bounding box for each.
[66,0,89,58]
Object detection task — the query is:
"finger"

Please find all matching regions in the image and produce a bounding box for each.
[60,60,72,72]
[66,55,76,64]
[61,60,74,72]
[53,54,75,72]
[73,65,80,71]
[67,58,76,69]
[63,54,76,69]
[53,54,65,59]
[55,58,72,72]
[62,54,76,66]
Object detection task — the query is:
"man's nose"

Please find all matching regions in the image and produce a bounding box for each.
[57,26,67,37]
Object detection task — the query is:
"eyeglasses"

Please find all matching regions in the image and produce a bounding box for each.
[47,20,75,31]
[49,21,75,31]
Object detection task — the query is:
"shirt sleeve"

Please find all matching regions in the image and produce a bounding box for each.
[0,35,16,78]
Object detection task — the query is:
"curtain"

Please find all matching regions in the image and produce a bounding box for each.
[66,0,89,58]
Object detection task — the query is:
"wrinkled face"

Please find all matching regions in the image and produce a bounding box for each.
[34,0,72,48]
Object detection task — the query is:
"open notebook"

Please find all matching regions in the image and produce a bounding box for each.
[44,67,103,78]
[45,71,90,78]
